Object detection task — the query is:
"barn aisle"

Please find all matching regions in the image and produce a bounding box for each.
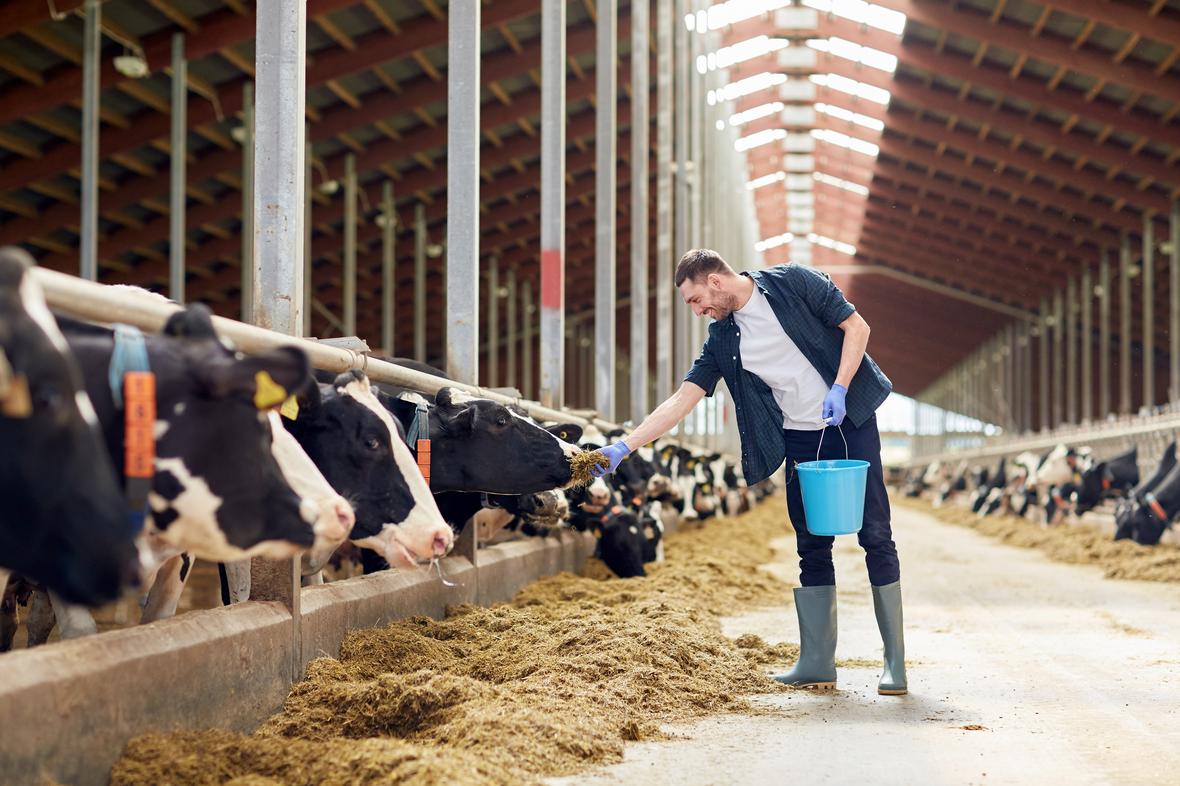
[550,501,1180,786]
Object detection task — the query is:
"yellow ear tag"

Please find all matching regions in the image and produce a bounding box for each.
[253,370,289,410]
[0,374,32,418]
[280,395,300,421]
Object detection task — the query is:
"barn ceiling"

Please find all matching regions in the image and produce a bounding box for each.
[1,0,1178,400]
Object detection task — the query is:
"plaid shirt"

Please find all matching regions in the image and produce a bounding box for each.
[683,264,892,484]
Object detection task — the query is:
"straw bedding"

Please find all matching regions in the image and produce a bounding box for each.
[901,497,1180,582]
[111,498,796,786]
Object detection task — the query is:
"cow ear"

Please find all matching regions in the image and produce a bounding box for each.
[295,380,324,418]
[202,346,311,408]
[162,303,219,340]
[549,423,582,444]
[442,402,476,434]
[435,386,459,409]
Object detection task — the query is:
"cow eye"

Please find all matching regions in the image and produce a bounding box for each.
[35,385,61,412]
[496,415,509,427]
[364,436,382,451]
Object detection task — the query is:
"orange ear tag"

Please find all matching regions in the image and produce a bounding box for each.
[123,372,156,479]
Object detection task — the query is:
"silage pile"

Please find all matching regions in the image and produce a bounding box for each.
[112,498,796,786]
[900,497,1180,582]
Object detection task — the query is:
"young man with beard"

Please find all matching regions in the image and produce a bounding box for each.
[592,249,905,695]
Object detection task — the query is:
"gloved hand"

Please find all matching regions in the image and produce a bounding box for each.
[590,441,632,478]
[822,383,847,427]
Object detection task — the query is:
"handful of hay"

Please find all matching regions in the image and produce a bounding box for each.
[568,450,610,487]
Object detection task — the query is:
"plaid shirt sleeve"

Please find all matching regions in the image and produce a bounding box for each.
[684,332,721,396]
[786,265,857,327]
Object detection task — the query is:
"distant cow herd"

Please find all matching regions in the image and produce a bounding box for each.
[0,247,771,650]
[900,437,1180,546]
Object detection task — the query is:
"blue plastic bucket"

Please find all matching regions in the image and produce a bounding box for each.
[796,425,869,536]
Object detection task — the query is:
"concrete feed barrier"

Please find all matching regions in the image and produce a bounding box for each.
[0,530,597,786]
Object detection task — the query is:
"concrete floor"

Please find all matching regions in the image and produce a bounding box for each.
[550,499,1180,786]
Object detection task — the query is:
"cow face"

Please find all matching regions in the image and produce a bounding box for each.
[288,371,452,569]
[265,411,354,574]
[0,249,136,605]
[428,387,580,493]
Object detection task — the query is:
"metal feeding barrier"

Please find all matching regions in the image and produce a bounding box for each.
[904,409,1180,471]
[34,266,736,458]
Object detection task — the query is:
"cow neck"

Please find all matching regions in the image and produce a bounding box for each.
[404,400,431,487]
[108,324,155,532]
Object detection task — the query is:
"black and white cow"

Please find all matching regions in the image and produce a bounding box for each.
[1072,446,1139,516]
[382,387,582,494]
[1115,442,1178,544]
[0,248,138,607]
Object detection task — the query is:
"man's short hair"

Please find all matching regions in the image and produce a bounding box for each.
[674,249,733,287]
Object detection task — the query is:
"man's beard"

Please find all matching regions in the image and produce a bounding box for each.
[710,291,741,320]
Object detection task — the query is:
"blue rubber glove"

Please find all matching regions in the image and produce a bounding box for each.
[590,441,632,478]
[822,383,848,427]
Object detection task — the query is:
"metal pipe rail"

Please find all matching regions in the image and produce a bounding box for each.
[903,406,1180,468]
[33,268,728,455]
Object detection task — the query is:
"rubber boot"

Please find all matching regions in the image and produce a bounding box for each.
[772,585,837,690]
[872,580,908,696]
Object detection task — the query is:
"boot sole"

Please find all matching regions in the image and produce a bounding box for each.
[878,687,908,696]
[789,682,836,691]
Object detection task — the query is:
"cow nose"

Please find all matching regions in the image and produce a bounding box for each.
[433,533,451,556]
[333,500,355,537]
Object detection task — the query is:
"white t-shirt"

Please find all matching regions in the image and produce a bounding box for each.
[733,284,830,431]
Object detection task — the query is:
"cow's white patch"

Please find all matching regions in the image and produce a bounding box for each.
[46,591,98,639]
[636,446,655,463]
[339,377,452,556]
[398,391,430,406]
[173,402,186,416]
[153,419,170,440]
[628,525,639,535]
[75,391,99,428]
[579,425,607,446]
[146,458,295,562]
[0,568,9,601]
[443,389,479,406]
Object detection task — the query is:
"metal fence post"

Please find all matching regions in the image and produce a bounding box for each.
[381,181,396,355]
[414,204,427,363]
[169,33,187,304]
[1144,214,1155,411]
[1065,278,1076,424]
[595,0,618,420]
[1172,201,1180,404]
[1039,297,1050,431]
[506,267,518,389]
[446,0,481,385]
[1099,249,1111,418]
[250,0,307,680]
[80,0,100,281]
[630,0,651,424]
[655,0,673,403]
[487,261,499,388]
[343,153,357,336]
[1081,265,1093,422]
[1120,233,1132,414]
[540,0,566,407]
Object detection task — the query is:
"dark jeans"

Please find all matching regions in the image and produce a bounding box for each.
[783,414,900,587]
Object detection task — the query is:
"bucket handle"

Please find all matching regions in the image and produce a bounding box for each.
[816,421,849,462]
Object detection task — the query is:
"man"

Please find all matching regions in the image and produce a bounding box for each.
[592,249,905,695]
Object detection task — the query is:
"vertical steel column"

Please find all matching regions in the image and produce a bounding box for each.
[1081,266,1093,421]
[487,261,499,388]
[523,280,535,398]
[169,33,187,303]
[674,0,691,385]
[414,204,427,362]
[506,267,518,390]
[381,181,396,355]
[250,0,307,668]
[1039,298,1050,430]
[1099,249,1111,418]
[447,1,481,385]
[654,0,673,403]
[343,153,357,336]
[241,83,255,322]
[80,0,101,281]
[1172,200,1180,403]
[595,0,618,419]
[690,6,704,250]
[1023,321,1033,431]
[1120,234,1132,414]
[539,0,566,407]
[630,0,651,423]
[1143,214,1155,410]
[1065,277,1076,424]
[1053,290,1064,427]
[302,133,312,336]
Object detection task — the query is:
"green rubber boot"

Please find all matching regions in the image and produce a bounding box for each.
[772,585,837,690]
[872,580,908,696]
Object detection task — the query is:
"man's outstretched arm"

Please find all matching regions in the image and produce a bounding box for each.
[592,382,707,476]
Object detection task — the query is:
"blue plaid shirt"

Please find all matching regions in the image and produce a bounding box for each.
[684,264,892,484]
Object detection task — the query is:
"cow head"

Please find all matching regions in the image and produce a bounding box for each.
[0,248,136,605]
[287,371,452,569]
[425,387,581,492]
